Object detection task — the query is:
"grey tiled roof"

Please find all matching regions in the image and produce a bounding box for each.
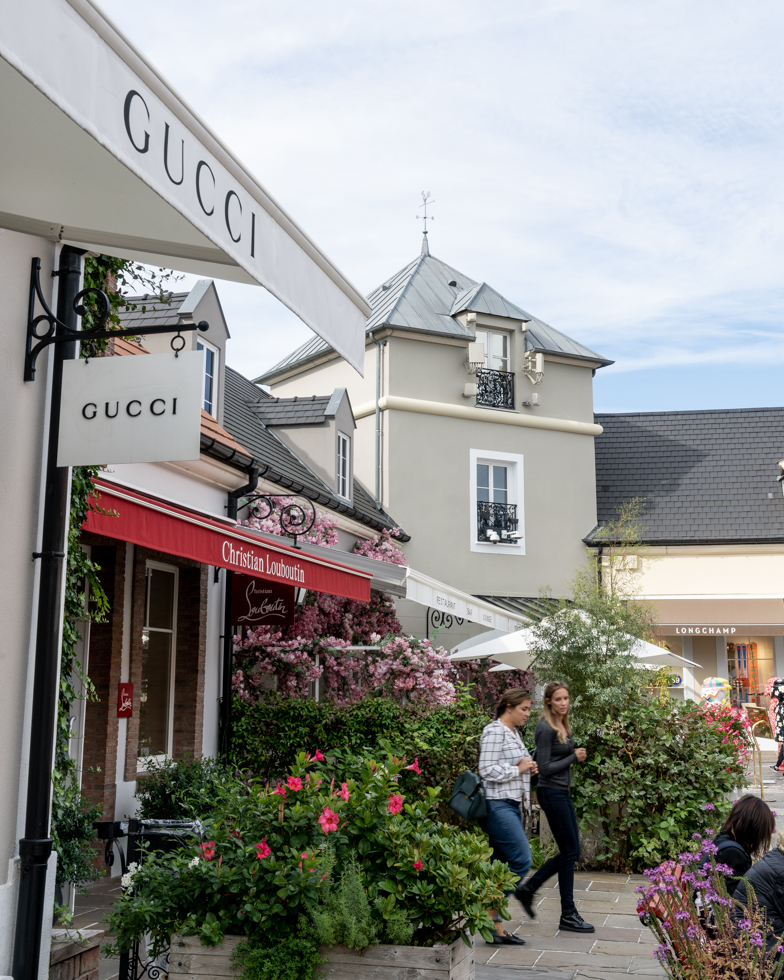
[474,595,557,621]
[222,366,409,539]
[591,408,784,544]
[116,291,188,330]
[249,395,332,426]
[256,251,611,382]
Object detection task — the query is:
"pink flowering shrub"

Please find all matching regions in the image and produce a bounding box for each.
[285,591,401,645]
[452,657,534,712]
[700,702,752,766]
[352,528,407,565]
[233,630,456,707]
[637,830,783,978]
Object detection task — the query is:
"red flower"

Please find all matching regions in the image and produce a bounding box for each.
[272,783,286,798]
[405,758,421,775]
[199,841,216,861]
[318,807,340,833]
[337,781,351,802]
[413,860,423,871]
[388,794,404,815]
[313,749,325,762]
[287,776,303,792]
[255,837,271,860]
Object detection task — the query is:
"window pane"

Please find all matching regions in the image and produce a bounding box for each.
[147,569,175,629]
[138,630,172,757]
[198,344,215,414]
[491,333,509,371]
[492,466,508,503]
[477,464,489,501]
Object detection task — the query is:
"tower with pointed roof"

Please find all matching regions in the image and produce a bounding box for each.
[256,248,612,644]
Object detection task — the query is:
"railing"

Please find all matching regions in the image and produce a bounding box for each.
[476,368,515,409]
[477,501,518,543]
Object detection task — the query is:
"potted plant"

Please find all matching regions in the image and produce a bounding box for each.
[105,751,515,980]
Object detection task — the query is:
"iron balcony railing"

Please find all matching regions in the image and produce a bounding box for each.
[476,368,515,409]
[477,501,519,543]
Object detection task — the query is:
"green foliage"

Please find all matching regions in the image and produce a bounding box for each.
[51,464,111,887]
[106,750,516,955]
[311,856,379,950]
[231,685,495,823]
[571,697,748,871]
[135,756,241,820]
[232,932,324,980]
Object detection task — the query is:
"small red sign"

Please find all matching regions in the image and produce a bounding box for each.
[117,682,133,718]
[231,574,295,629]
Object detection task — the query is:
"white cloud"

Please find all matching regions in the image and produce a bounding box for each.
[100,0,784,406]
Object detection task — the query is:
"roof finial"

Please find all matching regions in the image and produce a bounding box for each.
[416,191,435,255]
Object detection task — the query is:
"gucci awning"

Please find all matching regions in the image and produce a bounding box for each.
[0,0,370,372]
[84,480,371,602]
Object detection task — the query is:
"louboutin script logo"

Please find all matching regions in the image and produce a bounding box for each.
[231,574,295,627]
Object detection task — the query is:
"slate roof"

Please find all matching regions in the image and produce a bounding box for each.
[219,366,409,539]
[257,251,611,382]
[116,291,188,330]
[249,395,333,426]
[590,408,784,545]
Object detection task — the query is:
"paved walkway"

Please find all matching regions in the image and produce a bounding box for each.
[475,873,663,979]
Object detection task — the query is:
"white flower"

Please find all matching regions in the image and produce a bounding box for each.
[121,861,140,890]
[188,856,200,868]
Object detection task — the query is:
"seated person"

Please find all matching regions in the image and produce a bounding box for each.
[711,795,775,896]
[733,829,784,951]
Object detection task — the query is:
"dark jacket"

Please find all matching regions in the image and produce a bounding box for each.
[712,832,752,897]
[734,847,784,944]
[534,717,577,791]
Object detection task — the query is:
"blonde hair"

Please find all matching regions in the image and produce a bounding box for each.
[542,681,571,744]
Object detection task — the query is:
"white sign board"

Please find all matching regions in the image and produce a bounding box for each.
[57,351,203,467]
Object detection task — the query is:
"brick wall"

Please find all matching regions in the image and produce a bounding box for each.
[80,539,125,817]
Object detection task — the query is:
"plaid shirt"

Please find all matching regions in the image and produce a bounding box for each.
[478,719,532,803]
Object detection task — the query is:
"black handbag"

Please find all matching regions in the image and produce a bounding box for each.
[448,768,487,821]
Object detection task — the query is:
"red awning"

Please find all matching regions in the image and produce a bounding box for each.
[83,480,371,602]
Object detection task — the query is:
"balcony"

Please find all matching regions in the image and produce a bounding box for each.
[477,501,519,543]
[476,368,515,409]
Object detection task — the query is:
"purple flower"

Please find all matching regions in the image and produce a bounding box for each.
[692,832,702,840]
[686,925,699,940]
[704,803,715,811]
[675,911,690,921]
[739,919,752,931]
[750,932,763,947]
[654,945,671,962]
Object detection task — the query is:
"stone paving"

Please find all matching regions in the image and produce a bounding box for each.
[475,873,664,980]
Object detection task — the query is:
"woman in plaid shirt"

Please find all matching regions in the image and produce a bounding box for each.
[478,688,538,946]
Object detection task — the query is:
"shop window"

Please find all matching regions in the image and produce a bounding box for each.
[470,449,525,554]
[337,432,351,500]
[138,562,178,761]
[197,340,219,416]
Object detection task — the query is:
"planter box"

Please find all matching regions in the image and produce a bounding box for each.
[168,932,475,980]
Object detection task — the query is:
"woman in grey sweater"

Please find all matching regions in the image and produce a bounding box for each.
[516,681,594,934]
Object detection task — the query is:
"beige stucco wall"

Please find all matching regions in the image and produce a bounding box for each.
[637,548,784,598]
[0,231,56,961]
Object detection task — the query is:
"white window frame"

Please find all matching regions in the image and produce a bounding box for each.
[337,431,352,502]
[197,338,219,417]
[469,449,525,555]
[475,328,511,372]
[138,560,179,770]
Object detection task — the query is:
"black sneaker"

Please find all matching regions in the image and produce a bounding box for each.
[515,886,536,920]
[486,931,526,946]
[559,911,595,933]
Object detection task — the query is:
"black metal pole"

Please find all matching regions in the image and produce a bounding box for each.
[13,246,83,980]
[220,569,234,762]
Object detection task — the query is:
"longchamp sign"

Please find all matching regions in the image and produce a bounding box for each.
[57,351,203,466]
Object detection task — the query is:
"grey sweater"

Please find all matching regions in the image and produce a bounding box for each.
[534,718,577,791]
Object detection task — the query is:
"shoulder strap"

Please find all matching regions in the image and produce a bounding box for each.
[716,839,748,860]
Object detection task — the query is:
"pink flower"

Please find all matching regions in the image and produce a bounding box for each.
[388,794,404,815]
[338,782,351,802]
[413,860,423,871]
[318,807,340,833]
[255,838,271,860]
[405,758,421,775]
[287,776,303,792]
[199,841,216,861]
[298,851,309,869]
[313,749,325,761]
[272,783,286,798]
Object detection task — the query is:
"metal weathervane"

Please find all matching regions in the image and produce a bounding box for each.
[416,191,435,253]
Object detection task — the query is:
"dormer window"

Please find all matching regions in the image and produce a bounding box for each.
[197,340,219,416]
[475,329,514,410]
[337,432,351,500]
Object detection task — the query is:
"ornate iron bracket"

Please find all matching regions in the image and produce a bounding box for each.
[25,257,209,381]
[245,493,317,549]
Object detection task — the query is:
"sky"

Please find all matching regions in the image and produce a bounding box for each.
[99,0,784,413]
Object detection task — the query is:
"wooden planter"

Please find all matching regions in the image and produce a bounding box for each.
[169,932,475,980]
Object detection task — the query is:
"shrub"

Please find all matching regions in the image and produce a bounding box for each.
[135,756,240,820]
[572,698,749,871]
[106,750,515,955]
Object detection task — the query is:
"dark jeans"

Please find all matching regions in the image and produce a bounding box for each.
[481,798,532,896]
[524,787,581,915]
[777,743,784,768]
